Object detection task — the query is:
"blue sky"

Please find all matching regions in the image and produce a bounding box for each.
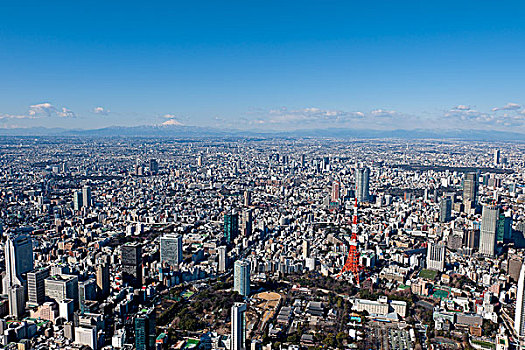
[1,1,525,131]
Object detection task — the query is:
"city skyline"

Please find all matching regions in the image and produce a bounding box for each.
[1,2,525,349]
[0,136,522,349]
[1,1,525,133]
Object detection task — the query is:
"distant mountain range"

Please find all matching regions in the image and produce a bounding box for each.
[0,124,523,141]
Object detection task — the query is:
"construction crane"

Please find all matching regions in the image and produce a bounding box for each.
[337,196,363,286]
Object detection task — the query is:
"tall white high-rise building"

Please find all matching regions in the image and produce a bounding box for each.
[240,209,253,237]
[160,234,183,266]
[463,172,478,206]
[218,246,227,273]
[426,241,445,271]
[75,325,98,350]
[356,167,370,203]
[234,259,250,297]
[5,234,34,288]
[479,204,499,256]
[8,284,25,319]
[302,239,310,259]
[231,303,247,350]
[494,149,501,166]
[45,274,79,309]
[243,190,251,207]
[82,185,92,208]
[515,263,525,341]
[73,191,83,211]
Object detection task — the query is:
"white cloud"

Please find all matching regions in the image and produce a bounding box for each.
[454,105,471,111]
[263,107,365,124]
[445,107,491,122]
[162,119,184,126]
[242,107,414,129]
[93,106,110,115]
[28,102,75,118]
[0,114,36,120]
[370,109,398,118]
[28,103,55,117]
[162,114,178,119]
[445,104,525,127]
[58,107,75,118]
[496,112,525,127]
[492,102,521,111]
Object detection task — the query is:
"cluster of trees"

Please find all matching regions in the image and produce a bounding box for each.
[291,272,358,295]
[284,330,349,348]
[450,274,477,291]
[358,287,416,309]
[157,301,181,327]
[159,282,244,331]
[191,289,244,319]
[358,288,381,300]
[482,319,498,338]
[178,311,206,331]
[157,299,207,331]
[321,332,349,348]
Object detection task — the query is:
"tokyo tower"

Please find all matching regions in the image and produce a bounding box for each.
[337,195,363,286]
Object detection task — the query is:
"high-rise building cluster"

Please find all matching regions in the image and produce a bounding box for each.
[0,138,522,349]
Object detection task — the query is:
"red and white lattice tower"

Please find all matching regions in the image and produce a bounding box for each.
[337,196,363,286]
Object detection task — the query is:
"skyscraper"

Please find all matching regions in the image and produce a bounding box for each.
[8,284,25,319]
[82,185,92,208]
[44,274,79,309]
[75,326,98,350]
[224,212,239,244]
[78,279,97,314]
[149,159,159,174]
[27,268,50,306]
[322,156,330,169]
[135,308,156,350]
[121,243,143,288]
[244,190,251,207]
[5,234,34,288]
[73,191,83,211]
[479,204,499,257]
[494,149,500,166]
[96,262,110,298]
[497,212,512,243]
[302,239,311,259]
[218,246,228,273]
[160,233,183,266]
[331,181,340,203]
[515,263,525,339]
[462,230,479,255]
[240,209,253,237]
[231,303,247,350]
[356,167,370,203]
[234,259,250,297]
[426,242,446,271]
[439,197,452,223]
[463,171,478,204]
